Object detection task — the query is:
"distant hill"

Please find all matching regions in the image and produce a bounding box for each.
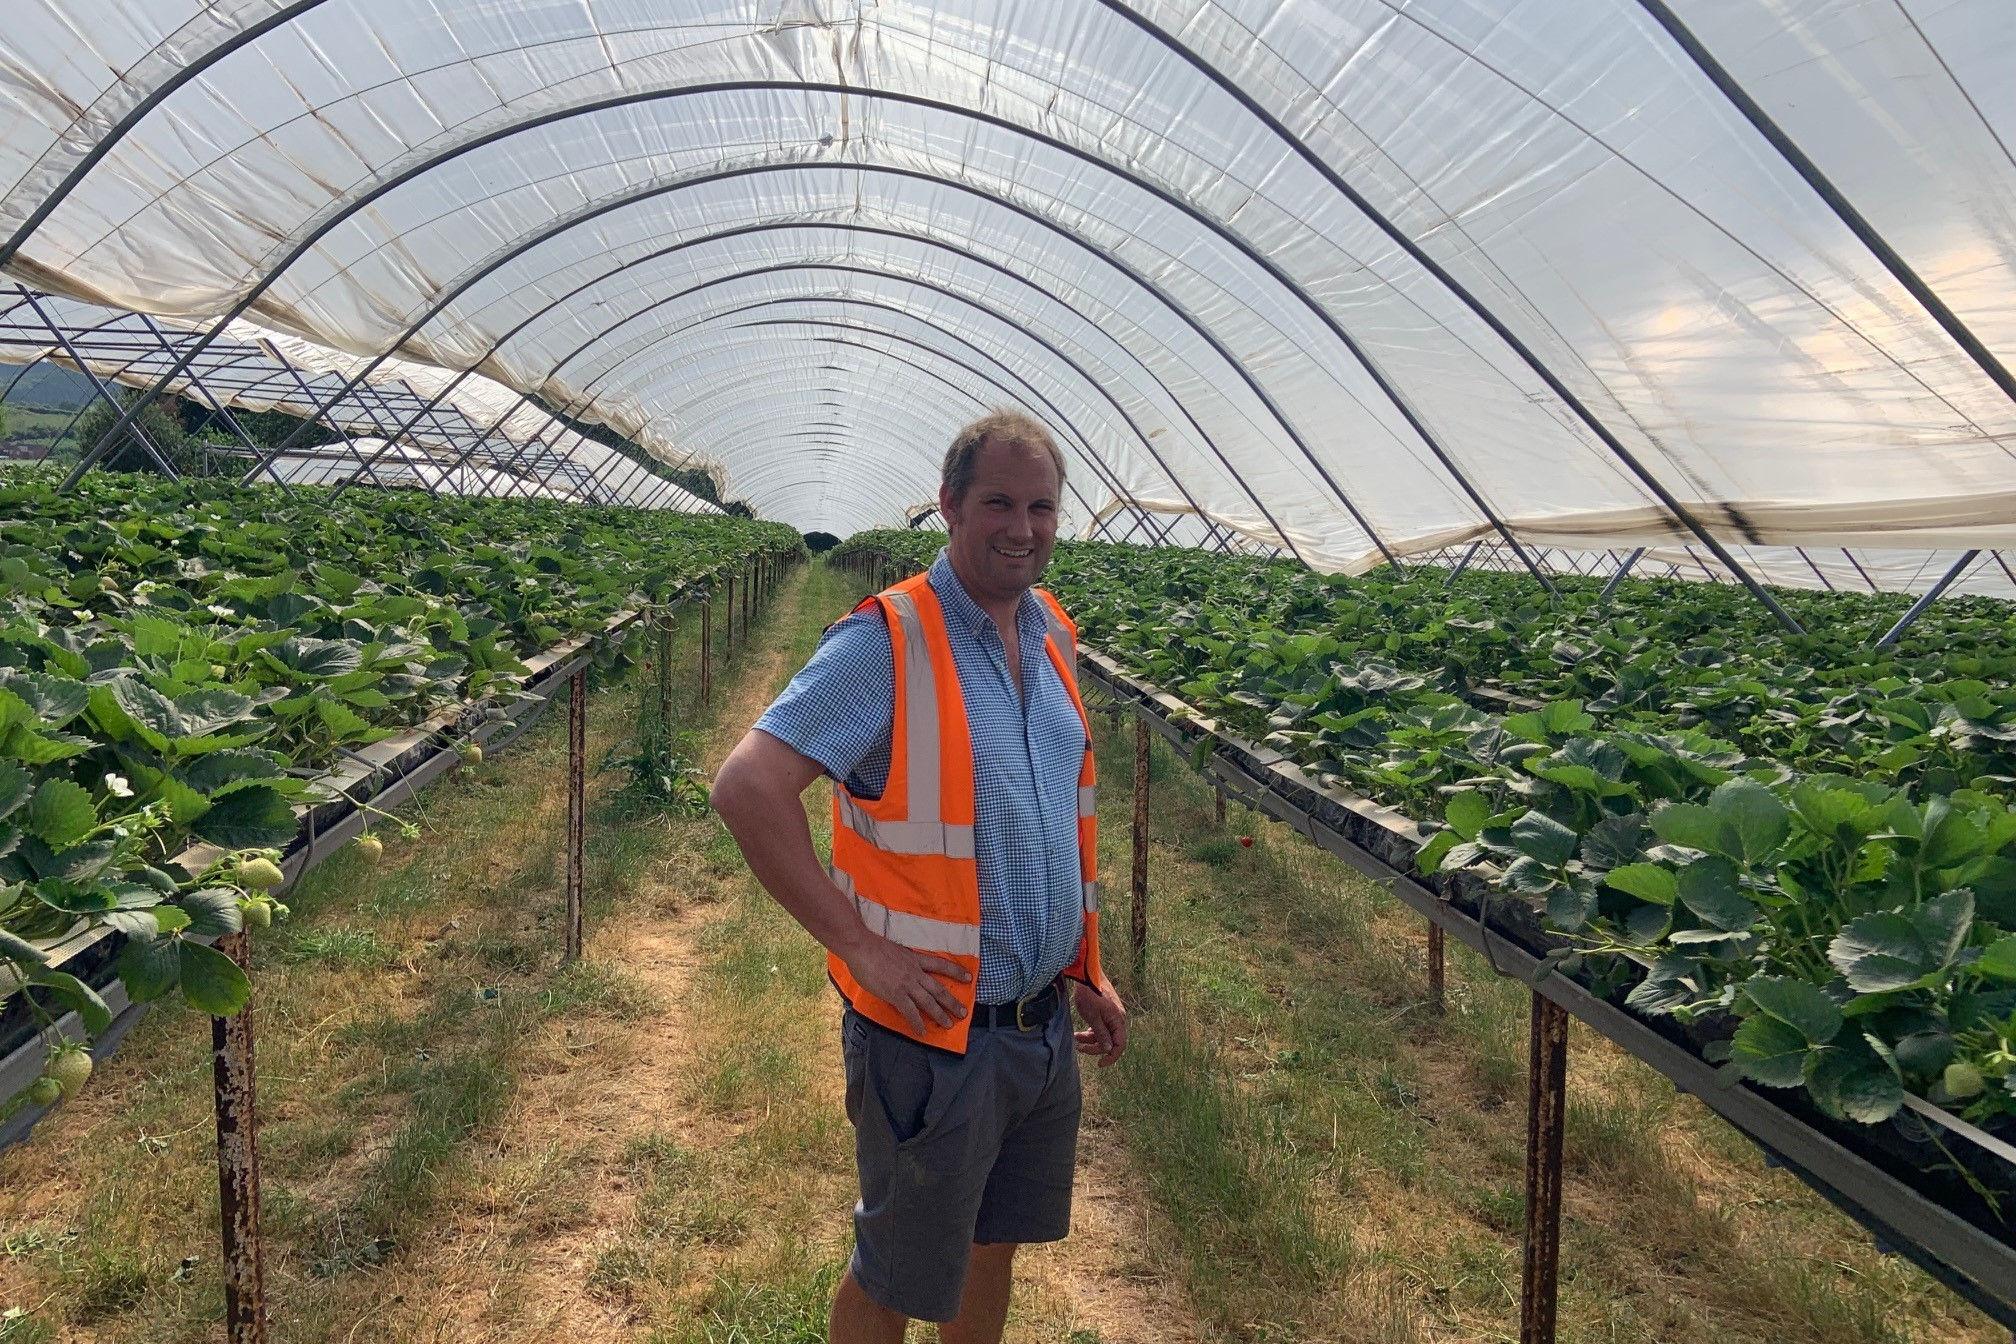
[2,361,97,411]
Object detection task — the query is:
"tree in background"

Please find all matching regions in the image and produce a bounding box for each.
[73,390,201,476]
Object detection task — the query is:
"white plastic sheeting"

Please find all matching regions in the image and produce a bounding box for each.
[0,292,721,511]
[0,2,2011,569]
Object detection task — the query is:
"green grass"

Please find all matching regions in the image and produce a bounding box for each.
[649,1253,846,1344]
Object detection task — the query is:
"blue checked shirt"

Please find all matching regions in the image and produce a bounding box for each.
[754,551,1087,1003]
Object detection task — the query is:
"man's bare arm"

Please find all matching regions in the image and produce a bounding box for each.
[711,728,970,1033]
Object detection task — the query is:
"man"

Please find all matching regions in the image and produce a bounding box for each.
[712,409,1128,1344]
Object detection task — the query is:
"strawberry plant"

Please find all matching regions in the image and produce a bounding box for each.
[2,466,799,1108]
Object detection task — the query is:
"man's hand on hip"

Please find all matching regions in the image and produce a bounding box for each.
[840,933,972,1035]
[1071,981,1128,1066]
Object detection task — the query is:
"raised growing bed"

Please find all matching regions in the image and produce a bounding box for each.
[0,540,796,1148]
[1075,644,2016,1331]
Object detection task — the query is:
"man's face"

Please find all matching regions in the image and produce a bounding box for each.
[940,436,1060,605]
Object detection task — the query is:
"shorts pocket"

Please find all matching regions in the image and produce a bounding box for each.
[842,1011,868,1127]
[866,1021,939,1147]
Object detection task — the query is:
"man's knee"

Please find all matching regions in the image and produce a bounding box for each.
[970,1241,1019,1267]
[831,1268,909,1343]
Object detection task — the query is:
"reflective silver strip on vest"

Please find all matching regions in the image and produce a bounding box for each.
[837,793,976,859]
[1039,596,1078,669]
[882,588,942,825]
[1078,784,1096,817]
[1083,880,1099,912]
[832,865,982,957]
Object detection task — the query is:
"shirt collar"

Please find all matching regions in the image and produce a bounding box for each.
[929,549,1044,641]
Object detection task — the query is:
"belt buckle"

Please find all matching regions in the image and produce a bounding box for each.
[1016,995,1048,1039]
[1014,984,1048,1031]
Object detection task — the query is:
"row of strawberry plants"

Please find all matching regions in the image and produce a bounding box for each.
[833,532,2016,1155]
[1,466,798,1106]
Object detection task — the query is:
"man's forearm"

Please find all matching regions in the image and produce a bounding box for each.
[712,770,870,961]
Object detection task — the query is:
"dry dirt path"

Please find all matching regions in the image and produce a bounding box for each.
[378,559,1212,1343]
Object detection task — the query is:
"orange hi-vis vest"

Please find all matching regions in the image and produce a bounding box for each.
[827,571,1111,1053]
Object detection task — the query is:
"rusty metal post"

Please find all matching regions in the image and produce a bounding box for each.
[700,598,712,706]
[565,665,587,964]
[723,573,735,663]
[656,605,674,725]
[211,929,268,1344]
[1428,922,1446,1014]
[742,559,752,628]
[1521,993,1570,1344]
[1131,714,1150,978]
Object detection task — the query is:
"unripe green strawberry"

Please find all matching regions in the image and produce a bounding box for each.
[237,857,285,890]
[354,834,383,864]
[1944,1061,1985,1099]
[241,899,273,929]
[459,742,483,767]
[28,1076,61,1106]
[46,1048,92,1096]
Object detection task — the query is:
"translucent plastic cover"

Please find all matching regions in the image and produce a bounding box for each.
[1,2,2010,568]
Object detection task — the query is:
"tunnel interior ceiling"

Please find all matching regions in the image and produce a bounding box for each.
[0,1,2012,569]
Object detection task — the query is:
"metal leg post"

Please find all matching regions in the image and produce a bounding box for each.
[700,600,712,706]
[723,574,735,663]
[657,605,675,725]
[1444,540,1481,586]
[1521,993,1569,1344]
[1598,547,1646,602]
[565,667,587,964]
[211,930,269,1344]
[1875,551,1981,649]
[1131,715,1150,980]
[1428,922,1445,1015]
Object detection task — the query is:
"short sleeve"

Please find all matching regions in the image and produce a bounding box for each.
[752,605,895,795]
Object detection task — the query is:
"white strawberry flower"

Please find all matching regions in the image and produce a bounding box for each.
[104,773,133,798]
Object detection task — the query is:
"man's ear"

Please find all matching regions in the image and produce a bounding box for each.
[939,481,959,528]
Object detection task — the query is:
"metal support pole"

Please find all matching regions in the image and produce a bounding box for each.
[723,573,735,663]
[657,605,675,726]
[1875,550,1981,650]
[1428,922,1445,1015]
[1521,994,1569,1344]
[700,599,713,706]
[210,930,269,1344]
[1214,787,1225,827]
[1842,548,1880,593]
[1444,540,1482,586]
[268,357,394,492]
[22,289,181,480]
[1131,715,1150,980]
[1598,546,1646,602]
[742,559,752,630]
[135,313,270,473]
[1795,547,1836,592]
[565,666,587,964]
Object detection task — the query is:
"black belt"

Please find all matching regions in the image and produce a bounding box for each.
[969,978,1063,1031]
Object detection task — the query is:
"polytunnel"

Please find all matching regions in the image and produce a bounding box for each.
[2,0,2012,592]
[8,7,2016,1344]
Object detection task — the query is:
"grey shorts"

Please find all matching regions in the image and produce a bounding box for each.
[841,993,1083,1322]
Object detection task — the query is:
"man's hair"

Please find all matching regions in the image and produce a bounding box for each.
[941,409,1067,506]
